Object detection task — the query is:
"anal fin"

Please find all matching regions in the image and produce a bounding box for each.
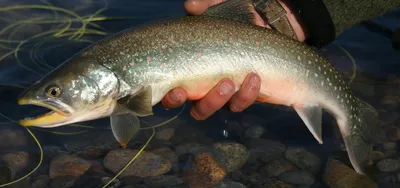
[293,104,323,144]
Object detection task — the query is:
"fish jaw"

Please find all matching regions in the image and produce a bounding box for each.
[17,97,74,127]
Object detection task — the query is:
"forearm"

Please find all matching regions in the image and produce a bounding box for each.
[322,0,400,35]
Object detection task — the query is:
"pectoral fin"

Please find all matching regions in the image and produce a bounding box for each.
[293,104,323,144]
[110,113,141,148]
[117,85,153,116]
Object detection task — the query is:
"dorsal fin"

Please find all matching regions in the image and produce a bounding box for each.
[202,0,256,24]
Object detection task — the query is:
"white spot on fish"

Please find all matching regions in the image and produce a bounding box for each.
[321,81,324,86]
[334,86,337,90]
[297,56,301,61]
[308,60,312,64]
[306,70,310,77]
[314,73,318,77]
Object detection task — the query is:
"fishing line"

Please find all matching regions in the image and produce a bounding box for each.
[0,113,43,188]
[102,121,156,188]
[335,44,357,85]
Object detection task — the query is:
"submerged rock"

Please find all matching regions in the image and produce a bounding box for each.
[263,179,294,188]
[0,151,30,173]
[49,154,91,179]
[49,176,76,188]
[155,128,175,141]
[323,158,377,188]
[244,125,265,139]
[0,128,27,150]
[31,175,50,188]
[279,170,315,185]
[150,147,179,165]
[245,139,285,164]
[213,142,249,172]
[143,175,184,188]
[260,159,297,177]
[216,180,247,188]
[376,158,400,172]
[284,147,321,174]
[183,153,226,188]
[0,165,14,185]
[103,149,171,178]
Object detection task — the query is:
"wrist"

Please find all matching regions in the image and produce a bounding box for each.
[277,0,307,41]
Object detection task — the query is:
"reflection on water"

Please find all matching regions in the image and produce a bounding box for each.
[0,0,399,187]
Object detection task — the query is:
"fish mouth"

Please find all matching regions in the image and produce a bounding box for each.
[17,98,72,127]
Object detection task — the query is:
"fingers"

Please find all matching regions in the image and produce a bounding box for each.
[161,88,188,108]
[229,73,261,112]
[184,0,226,15]
[190,79,235,120]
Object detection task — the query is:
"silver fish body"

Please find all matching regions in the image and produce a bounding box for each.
[17,0,378,174]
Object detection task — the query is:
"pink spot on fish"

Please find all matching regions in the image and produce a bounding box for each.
[168,48,173,53]
[196,52,202,56]
[161,63,166,68]
[188,46,192,49]
[229,37,233,41]
[147,57,152,62]
[122,66,127,71]
[160,50,163,54]
[256,42,260,46]
[200,44,204,47]
[129,62,135,65]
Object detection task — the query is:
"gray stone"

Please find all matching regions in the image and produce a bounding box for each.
[213,142,249,172]
[31,175,50,188]
[174,143,211,157]
[244,125,265,139]
[0,128,27,150]
[377,159,400,172]
[151,147,179,164]
[143,175,183,188]
[101,177,121,188]
[49,176,76,188]
[49,154,91,179]
[245,139,285,164]
[1,151,30,173]
[279,171,315,185]
[260,159,297,177]
[284,147,321,174]
[216,180,246,188]
[103,149,171,178]
[155,128,175,141]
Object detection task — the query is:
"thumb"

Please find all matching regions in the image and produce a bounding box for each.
[184,0,226,15]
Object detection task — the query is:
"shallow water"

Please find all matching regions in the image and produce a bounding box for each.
[0,0,399,188]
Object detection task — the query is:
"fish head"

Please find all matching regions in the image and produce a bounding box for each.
[17,64,107,128]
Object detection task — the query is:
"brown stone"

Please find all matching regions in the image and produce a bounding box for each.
[183,153,226,188]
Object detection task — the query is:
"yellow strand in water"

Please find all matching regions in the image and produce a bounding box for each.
[0,127,43,187]
[102,123,156,188]
[335,44,357,85]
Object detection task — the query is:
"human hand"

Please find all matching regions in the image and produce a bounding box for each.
[162,0,306,120]
[184,0,306,41]
[161,73,261,120]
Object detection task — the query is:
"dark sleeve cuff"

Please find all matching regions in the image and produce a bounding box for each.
[291,0,336,48]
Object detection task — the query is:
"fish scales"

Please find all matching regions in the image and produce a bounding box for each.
[84,16,347,109]
[17,0,378,175]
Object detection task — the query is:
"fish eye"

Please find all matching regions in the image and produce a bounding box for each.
[46,86,61,98]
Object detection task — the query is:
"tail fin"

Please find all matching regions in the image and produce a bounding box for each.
[341,99,378,174]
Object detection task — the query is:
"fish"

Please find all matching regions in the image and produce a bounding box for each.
[17,0,378,174]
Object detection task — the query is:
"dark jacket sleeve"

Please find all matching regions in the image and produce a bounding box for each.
[291,0,399,47]
[323,0,400,35]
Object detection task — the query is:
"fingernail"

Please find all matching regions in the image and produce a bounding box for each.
[219,81,233,95]
[169,90,183,102]
[249,73,260,87]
